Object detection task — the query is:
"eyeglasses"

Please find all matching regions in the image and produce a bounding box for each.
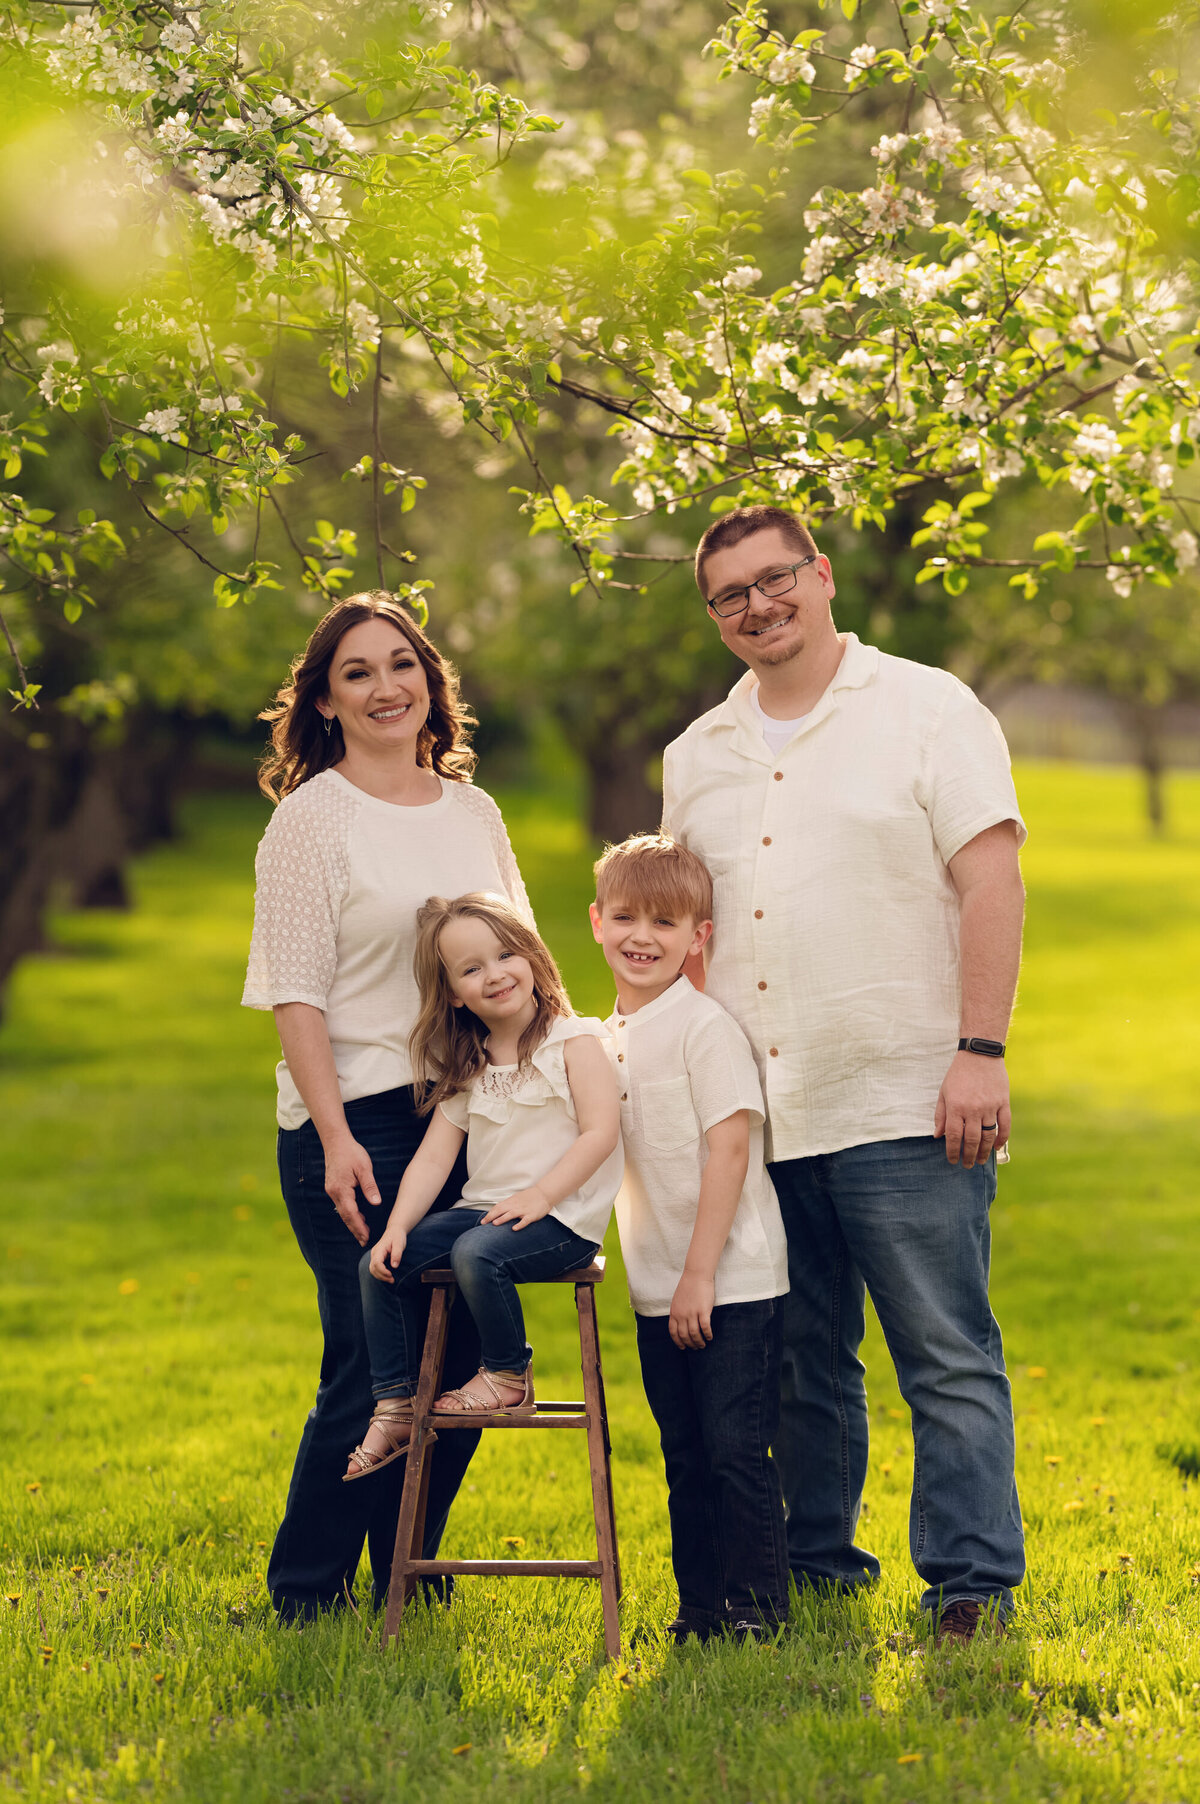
[704,556,818,618]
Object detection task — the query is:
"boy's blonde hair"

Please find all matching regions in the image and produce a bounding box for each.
[593,833,714,923]
[409,892,571,1113]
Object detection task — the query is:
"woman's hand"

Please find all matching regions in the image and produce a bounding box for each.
[324,1136,382,1246]
[482,1186,552,1231]
[368,1219,407,1282]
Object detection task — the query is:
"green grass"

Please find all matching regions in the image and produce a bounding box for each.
[1,761,1199,1803]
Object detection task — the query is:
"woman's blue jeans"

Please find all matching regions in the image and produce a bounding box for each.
[360,1209,599,1396]
[270,1086,482,1620]
[769,1135,1025,1619]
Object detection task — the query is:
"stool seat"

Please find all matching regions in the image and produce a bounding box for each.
[383,1256,621,1658]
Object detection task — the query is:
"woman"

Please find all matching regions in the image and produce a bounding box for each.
[243,591,532,1622]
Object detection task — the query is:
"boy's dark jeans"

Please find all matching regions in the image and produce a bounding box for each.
[636,1298,788,1633]
[270,1085,481,1620]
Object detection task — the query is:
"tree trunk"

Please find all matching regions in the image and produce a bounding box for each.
[0,710,195,1005]
[582,734,664,844]
[1124,700,1167,835]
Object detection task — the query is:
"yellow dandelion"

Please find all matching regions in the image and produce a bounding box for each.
[1117,1551,1133,1566]
[81,1661,91,1672]
[70,1566,85,1577]
[881,1462,893,1476]
[1188,1565,1200,1585]
[1026,1366,1047,1379]
[897,1752,923,1765]
[186,1272,200,1284]
[95,1587,110,1600]
[502,1536,525,1549]
[119,1279,139,1296]
[887,1407,906,1419]
[130,1642,144,1656]
[232,1205,252,1223]
[25,1481,41,1493]
[153,1672,165,1684]
[41,1649,53,1664]
[1063,1500,1085,1513]
[218,1495,231,1504]
[452,1743,472,1756]
[256,1540,267,1548]
[5,1594,21,1607]
[1090,1416,1107,1426]
[1096,1568,1109,1578]
[1044,1456,1061,1468]
[80,1374,96,1386]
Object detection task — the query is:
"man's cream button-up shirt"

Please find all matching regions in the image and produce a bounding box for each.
[661,635,1026,1162]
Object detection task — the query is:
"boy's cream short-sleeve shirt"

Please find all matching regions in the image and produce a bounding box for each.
[607,979,788,1317]
[661,634,1026,1162]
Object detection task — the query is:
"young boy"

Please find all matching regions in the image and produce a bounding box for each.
[590,832,789,1643]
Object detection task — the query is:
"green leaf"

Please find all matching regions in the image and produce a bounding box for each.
[63,597,83,624]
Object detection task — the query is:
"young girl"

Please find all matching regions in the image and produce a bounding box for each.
[345,892,623,1480]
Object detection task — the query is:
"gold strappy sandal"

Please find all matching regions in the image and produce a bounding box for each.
[432,1364,536,1418]
[343,1397,435,1483]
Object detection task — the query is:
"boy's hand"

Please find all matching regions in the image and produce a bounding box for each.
[482,1187,552,1231]
[368,1223,407,1283]
[669,1273,716,1350]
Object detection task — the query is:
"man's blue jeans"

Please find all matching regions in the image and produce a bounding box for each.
[360,1209,599,1396]
[769,1136,1024,1618]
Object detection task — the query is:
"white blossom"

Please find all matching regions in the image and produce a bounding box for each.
[1074,420,1123,465]
[199,395,245,413]
[747,96,782,140]
[155,111,193,154]
[157,21,194,53]
[845,44,878,85]
[722,266,761,292]
[872,134,911,164]
[766,48,815,86]
[1171,528,1199,568]
[1105,563,1134,598]
[802,234,842,284]
[141,406,185,440]
[965,174,1025,218]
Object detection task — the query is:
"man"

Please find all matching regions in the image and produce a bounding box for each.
[661,504,1026,1643]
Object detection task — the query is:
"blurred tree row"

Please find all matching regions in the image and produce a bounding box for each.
[3,0,1200,992]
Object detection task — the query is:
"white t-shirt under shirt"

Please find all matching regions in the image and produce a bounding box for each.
[242,769,532,1128]
[749,681,808,756]
[439,1016,623,1248]
[607,978,788,1317]
[662,634,1027,1161]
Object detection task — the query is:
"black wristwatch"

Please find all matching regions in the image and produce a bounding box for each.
[958,1037,1006,1058]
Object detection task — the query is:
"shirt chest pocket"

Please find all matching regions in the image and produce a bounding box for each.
[639,1076,697,1153]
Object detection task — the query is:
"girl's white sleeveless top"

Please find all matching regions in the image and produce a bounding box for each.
[242,770,532,1128]
[439,1016,623,1248]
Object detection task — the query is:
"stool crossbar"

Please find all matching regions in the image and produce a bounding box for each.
[382,1256,622,1657]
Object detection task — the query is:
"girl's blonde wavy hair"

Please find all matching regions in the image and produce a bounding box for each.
[409,893,572,1114]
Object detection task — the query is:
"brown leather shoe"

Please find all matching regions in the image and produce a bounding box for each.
[935,1600,1003,1645]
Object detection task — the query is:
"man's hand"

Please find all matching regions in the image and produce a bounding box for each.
[368,1219,408,1282]
[324,1137,382,1245]
[934,1051,1011,1167]
[669,1272,716,1350]
[481,1186,552,1231]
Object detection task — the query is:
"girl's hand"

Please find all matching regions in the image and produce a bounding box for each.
[669,1273,716,1350]
[324,1136,382,1246]
[482,1187,552,1231]
[368,1222,407,1282]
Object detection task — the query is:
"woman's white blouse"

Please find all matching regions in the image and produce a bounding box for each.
[439,1016,624,1248]
[242,770,532,1128]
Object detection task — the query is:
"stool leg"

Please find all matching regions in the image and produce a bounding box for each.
[577,1283,621,1659]
[383,1282,453,1647]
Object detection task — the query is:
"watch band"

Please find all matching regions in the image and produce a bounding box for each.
[958,1036,1006,1058]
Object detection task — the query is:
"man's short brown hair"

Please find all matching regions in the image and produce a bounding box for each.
[593,833,714,924]
[694,505,818,596]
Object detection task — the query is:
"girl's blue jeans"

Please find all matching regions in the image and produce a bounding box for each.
[360,1208,599,1397]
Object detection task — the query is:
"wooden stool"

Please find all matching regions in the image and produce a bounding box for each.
[382,1256,622,1658]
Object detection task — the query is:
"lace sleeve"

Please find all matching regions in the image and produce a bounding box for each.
[241,775,358,1011]
[456,783,535,927]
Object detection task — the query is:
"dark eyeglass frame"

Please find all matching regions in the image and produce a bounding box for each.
[704,555,818,618]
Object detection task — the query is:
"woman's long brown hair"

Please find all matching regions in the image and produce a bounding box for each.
[257,592,477,802]
[410,893,572,1114]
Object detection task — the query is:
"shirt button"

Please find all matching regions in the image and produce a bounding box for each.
[617,1053,624,1062]
[758,980,767,991]
[773,771,783,781]
[754,909,763,919]
[621,1092,628,1101]
[617,1020,625,1028]
[762,835,772,846]
[769,1047,779,1057]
